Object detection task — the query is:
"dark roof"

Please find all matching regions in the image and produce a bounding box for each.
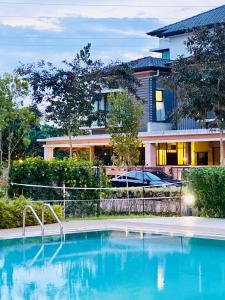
[130,56,170,71]
[148,5,225,37]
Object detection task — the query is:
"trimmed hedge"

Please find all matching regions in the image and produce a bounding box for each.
[101,186,180,199]
[10,157,108,200]
[9,157,109,217]
[184,167,225,217]
[0,196,63,229]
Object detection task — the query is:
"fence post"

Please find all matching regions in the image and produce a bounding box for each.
[63,183,66,219]
[142,197,145,215]
[179,183,183,216]
[97,166,100,217]
[126,166,131,215]
[142,166,145,215]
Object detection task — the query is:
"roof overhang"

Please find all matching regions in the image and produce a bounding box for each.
[39,129,225,148]
[150,47,169,53]
[147,23,224,38]
[133,66,171,73]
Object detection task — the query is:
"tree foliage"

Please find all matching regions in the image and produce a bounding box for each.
[25,123,64,157]
[184,167,225,217]
[0,74,39,174]
[17,44,138,158]
[167,24,225,164]
[107,89,144,166]
[169,24,225,124]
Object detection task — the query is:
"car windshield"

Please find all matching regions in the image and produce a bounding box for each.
[117,171,139,180]
[119,171,162,182]
[152,171,168,179]
[144,172,162,181]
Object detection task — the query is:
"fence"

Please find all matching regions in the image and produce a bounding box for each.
[10,182,183,218]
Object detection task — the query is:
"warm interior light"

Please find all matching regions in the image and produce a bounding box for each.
[183,193,195,206]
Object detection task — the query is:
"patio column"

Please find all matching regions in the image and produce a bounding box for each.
[44,146,54,160]
[145,143,156,166]
[89,146,95,161]
[222,142,225,165]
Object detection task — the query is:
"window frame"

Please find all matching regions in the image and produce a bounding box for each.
[155,89,166,122]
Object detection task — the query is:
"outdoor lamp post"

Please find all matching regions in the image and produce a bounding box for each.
[183,193,195,216]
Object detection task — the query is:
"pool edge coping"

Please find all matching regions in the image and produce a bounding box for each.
[2,224,225,241]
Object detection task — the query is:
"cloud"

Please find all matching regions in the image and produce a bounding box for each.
[92,25,145,37]
[0,17,62,31]
[0,0,224,31]
[1,0,225,73]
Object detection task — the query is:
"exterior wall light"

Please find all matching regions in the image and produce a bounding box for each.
[182,193,195,216]
[183,193,195,206]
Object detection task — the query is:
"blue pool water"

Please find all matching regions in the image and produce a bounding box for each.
[0,231,225,300]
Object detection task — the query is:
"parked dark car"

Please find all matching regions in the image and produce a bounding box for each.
[111,171,170,188]
[150,170,181,187]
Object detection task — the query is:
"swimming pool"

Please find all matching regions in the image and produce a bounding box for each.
[0,231,225,300]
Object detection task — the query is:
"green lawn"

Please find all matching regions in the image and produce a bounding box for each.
[65,214,158,221]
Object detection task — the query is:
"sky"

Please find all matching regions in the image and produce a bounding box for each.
[1,0,225,73]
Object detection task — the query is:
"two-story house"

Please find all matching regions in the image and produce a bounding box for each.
[39,5,225,172]
[40,56,175,166]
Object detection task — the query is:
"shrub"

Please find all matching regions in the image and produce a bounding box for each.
[0,196,63,229]
[184,167,225,217]
[0,188,6,198]
[101,186,180,199]
[10,157,108,200]
[9,157,109,218]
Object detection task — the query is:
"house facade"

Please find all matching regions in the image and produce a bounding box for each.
[39,5,225,171]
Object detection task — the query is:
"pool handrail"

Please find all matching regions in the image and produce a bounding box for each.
[42,203,63,236]
[23,205,44,236]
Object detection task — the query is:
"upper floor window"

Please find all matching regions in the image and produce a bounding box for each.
[156,90,165,121]
[92,93,109,127]
[162,49,170,60]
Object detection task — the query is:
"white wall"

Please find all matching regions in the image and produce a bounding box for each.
[159,33,190,60]
[147,122,172,132]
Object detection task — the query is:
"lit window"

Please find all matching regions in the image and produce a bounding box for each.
[156,90,165,121]
[156,90,163,102]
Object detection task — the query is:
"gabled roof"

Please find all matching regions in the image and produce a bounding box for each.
[148,5,225,38]
[130,56,170,71]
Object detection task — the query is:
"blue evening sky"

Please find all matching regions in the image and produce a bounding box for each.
[0,0,225,73]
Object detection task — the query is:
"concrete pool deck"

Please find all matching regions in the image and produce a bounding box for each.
[1,217,225,240]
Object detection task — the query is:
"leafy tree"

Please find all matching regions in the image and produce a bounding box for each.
[0,74,15,165]
[3,107,38,167]
[0,73,39,184]
[17,44,138,158]
[24,120,64,158]
[107,89,144,166]
[168,24,225,165]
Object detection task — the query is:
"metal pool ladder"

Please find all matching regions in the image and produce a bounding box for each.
[42,203,63,236]
[22,204,63,237]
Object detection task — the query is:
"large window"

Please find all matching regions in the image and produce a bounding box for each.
[92,93,108,127]
[156,90,165,121]
[156,143,189,166]
[197,152,208,165]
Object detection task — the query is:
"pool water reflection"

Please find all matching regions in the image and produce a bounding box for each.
[0,231,225,300]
